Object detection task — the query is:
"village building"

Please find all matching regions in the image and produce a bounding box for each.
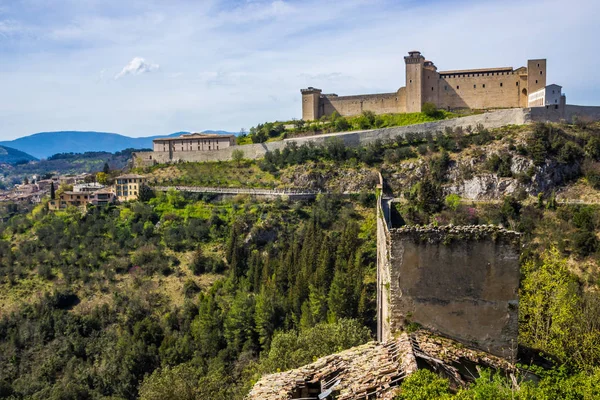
[48,191,91,211]
[115,174,147,202]
[73,182,105,193]
[89,188,117,207]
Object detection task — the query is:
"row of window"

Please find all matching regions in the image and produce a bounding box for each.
[442,81,517,90]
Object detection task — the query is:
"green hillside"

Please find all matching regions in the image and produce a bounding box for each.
[2,121,600,398]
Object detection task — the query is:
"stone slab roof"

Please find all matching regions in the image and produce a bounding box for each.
[247,330,515,400]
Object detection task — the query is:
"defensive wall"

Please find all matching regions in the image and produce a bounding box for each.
[376,189,521,359]
[133,105,600,167]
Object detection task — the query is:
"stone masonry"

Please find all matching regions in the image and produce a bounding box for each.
[377,217,521,360]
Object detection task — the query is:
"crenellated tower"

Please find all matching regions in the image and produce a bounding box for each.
[300,87,322,121]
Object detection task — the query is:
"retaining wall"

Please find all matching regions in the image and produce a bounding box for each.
[134,105,600,167]
[134,108,528,166]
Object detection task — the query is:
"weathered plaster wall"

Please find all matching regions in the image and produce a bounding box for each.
[385,226,521,359]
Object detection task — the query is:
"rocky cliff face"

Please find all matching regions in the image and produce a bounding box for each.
[280,162,379,192]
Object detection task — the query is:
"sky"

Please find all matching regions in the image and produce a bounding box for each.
[0,0,598,140]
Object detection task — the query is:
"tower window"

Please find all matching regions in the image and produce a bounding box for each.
[540,71,543,75]
[500,82,503,87]
[432,87,434,91]
[410,79,412,83]
[483,84,486,88]
[536,80,538,84]
[457,85,460,89]
[474,84,476,89]
[537,63,540,67]
[516,82,519,86]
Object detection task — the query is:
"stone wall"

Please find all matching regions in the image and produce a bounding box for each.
[376,174,391,342]
[528,104,600,124]
[134,108,528,166]
[322,91,405,117]
[133,105,600,167]
[438,72,522,110]
[384,225,521,359]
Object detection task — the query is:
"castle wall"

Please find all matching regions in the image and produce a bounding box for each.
[438,72,522,110]
[421,67,440,106]
[322,92,403,117]
[386,226,521,359]
[528,104,600,123]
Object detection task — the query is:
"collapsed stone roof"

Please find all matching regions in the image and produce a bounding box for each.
[247,330,515,400]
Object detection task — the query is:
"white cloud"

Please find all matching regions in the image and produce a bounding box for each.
[114,57,159,80]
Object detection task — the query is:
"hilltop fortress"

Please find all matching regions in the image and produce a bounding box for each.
[301,50,565,120]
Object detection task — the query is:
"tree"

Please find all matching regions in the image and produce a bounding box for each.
[103,162,110,174]
[96,172,108,185]
[50,182,55,200]
[232,149,244,167]
[139,184,155,202]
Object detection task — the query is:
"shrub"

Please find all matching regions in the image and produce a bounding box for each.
[558,141,584,164]
[585,136,600,160]
[421,102,440,118]
[417,144,428,155]
[394,369,451,400]
[358,191,376,208]
[573,230,598,257]
[444,194,461,211]
[397,147,416,160]
[416,179,443,214]
[334,116,350,131]
[429,150,451,182]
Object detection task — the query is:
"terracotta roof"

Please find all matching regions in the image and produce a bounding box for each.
[115,174,146,179]
[439,66,514,75]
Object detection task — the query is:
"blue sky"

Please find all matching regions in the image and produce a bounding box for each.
[0,0,597,140]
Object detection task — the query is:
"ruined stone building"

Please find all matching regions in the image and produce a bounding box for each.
[301,50,565,120]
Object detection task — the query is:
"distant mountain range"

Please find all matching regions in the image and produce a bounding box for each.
[0,130,238,159]
[0,145,37,164]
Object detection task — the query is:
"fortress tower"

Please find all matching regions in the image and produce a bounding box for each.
[404,50,425,113]
[301,87,322,121]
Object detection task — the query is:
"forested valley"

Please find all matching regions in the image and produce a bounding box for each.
[2,122,600,399]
